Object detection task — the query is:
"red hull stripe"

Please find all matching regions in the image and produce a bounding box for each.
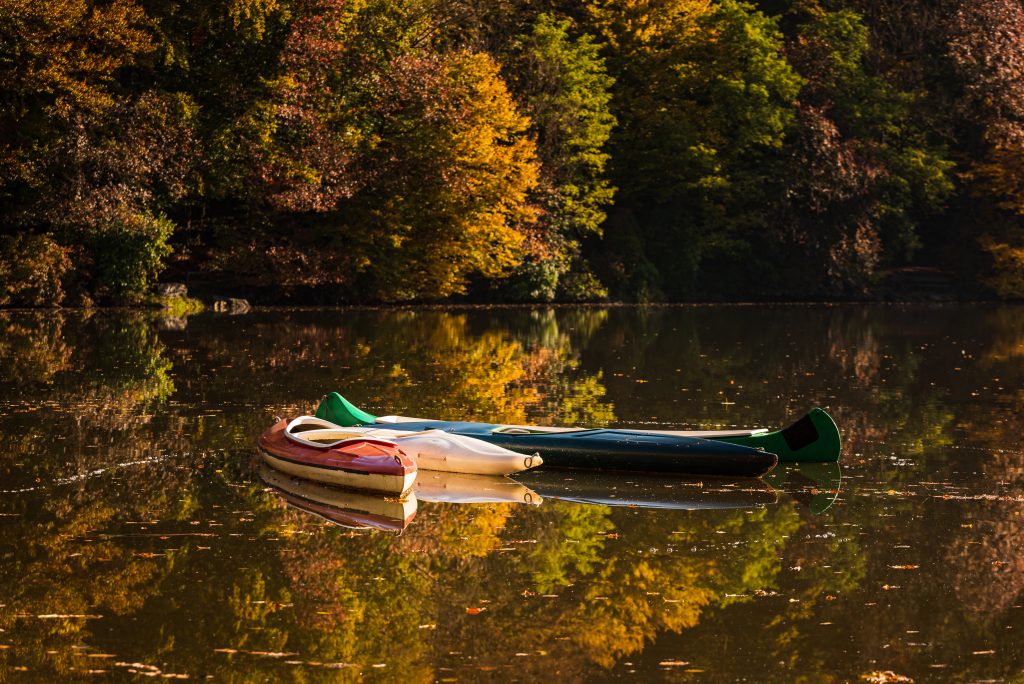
[260,448,371,476]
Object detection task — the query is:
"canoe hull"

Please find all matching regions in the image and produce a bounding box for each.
[355,420,777,477]
[259,450,417,498]
[375,409,841,463]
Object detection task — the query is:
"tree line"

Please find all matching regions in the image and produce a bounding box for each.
[1,0,1023,305]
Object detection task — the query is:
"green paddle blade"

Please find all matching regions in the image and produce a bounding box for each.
[315,392,378,426]
[716,407,841,463]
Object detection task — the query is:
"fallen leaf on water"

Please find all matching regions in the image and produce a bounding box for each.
[890,565,919,570]
[861,671,913,683]
[659,661,689,667]
[972,650,995,655]
[466,607,486,615]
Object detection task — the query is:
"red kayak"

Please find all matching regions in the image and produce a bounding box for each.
[258,419,416,497]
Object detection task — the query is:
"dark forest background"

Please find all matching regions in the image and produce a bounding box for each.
[2,0,1024,305]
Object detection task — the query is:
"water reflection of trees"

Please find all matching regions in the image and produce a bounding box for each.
[2,305,1024,680]
[178,307,616,428]
[225,493,806,680]
[0,311,186,679]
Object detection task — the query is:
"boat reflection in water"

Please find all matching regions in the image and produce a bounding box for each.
[764,461,843,514]
[415,470,543,505]
[260,466,543,533]
[260,465,418,532]
[512,469,778,509]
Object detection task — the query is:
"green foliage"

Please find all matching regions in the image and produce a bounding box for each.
[502,14,617,300]
[707,5,956,296]
[150,294,205,317]
[88,212,175,302]
[590,0,802,298]
[558,262,610,301]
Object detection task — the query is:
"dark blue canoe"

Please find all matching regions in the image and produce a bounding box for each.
[316,394,777,477]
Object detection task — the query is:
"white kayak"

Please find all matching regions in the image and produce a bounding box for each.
[285,416,543,476]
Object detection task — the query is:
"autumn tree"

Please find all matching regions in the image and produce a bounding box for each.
[752,5,953,295]
[204,0,540,300]
[947,0,1024,297]
[351,49,540,299]
[0,0,196,303]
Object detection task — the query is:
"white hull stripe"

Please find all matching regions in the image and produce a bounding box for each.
[261,451,415,496]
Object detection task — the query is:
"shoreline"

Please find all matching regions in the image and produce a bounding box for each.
[1,298,1019,314]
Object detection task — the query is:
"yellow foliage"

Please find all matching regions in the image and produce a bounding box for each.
[441,50,541,280]
[979,234,1024,298]
[571,557,714,667]
[368,51,540,299]
[586,0,712,52]
[973,144,1024,216]
[0,0,154,115]
[228,0,286,40]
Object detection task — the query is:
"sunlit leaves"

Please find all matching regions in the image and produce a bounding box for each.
[0,234,72,307]
[354,49,540,299]
[0,0,153,120]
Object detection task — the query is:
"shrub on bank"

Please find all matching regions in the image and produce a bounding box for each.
[0,233,72,307]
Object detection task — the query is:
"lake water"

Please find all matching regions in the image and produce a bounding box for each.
[1,304,1022,681]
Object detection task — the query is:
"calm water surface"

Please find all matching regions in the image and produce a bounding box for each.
[1,304,1023,681]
